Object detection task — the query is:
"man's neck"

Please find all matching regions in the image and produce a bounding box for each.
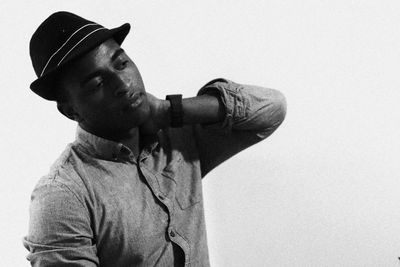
[79,123,140,158]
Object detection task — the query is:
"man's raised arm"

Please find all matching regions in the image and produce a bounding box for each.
[146,78,286,176]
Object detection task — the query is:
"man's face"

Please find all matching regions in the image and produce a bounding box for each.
[60,38,150,138]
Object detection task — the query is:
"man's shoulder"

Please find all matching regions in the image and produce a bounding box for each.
[33,143,88,200]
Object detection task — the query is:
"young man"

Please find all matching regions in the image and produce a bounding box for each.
[24,11,286,267]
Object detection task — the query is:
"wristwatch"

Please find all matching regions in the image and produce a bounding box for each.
[165,94,183,128]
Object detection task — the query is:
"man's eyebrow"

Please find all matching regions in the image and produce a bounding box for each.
[111,48,125,62]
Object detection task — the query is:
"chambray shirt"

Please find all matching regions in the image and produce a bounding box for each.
[23,78,286,267]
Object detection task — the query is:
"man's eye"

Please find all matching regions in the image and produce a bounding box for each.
[86,78,104,93]
[117,60,129,70]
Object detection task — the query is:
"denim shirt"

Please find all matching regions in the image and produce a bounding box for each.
[23,78,286,267]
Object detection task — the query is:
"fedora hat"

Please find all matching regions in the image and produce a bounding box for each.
[30,11,131,101]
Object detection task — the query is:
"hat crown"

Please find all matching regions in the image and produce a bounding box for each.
[30,11,102,78]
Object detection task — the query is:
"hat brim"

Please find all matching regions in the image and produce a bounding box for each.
[30,23,131,101]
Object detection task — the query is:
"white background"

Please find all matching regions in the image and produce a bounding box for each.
[1,0,400,266]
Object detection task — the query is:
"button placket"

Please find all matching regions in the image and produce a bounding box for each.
[138,164,175,219]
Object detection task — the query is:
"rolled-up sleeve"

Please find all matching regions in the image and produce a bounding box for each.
[195,78,286,176]
[23,180,99,267]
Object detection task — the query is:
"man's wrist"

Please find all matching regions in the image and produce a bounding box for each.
[165,94,183,128]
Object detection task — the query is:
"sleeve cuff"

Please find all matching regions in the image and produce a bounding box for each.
[197,78,246,134]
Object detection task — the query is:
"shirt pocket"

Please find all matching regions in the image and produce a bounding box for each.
[162,156,202,210]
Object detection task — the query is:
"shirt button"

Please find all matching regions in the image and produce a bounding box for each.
[169,230,176,237]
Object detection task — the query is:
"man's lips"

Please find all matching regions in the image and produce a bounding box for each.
[122,92,143,112]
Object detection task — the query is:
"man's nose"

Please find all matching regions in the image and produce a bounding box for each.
[113,74,131,97]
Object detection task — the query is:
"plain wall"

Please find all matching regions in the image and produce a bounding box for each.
[1,0,400,266]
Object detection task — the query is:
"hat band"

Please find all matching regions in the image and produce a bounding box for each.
[57,27,106,67]
[39,23,105,77]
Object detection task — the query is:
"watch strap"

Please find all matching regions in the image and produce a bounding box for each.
[166,94,183,128]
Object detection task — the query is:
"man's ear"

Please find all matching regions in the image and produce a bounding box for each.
[57,102,83,122]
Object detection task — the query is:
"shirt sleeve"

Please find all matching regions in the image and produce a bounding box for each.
[23,180,99,267]
[194,78,287,176]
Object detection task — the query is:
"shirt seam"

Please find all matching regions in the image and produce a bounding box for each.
[50,178,91,221]
[48,151,92,223]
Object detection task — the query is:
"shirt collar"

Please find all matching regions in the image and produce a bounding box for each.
[74,125,134,162]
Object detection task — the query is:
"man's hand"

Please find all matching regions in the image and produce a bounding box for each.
[140,93,170,135]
